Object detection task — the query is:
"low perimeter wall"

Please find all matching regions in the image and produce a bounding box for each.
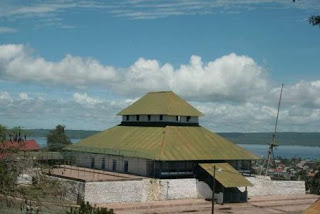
[53,176,306,204]
[85,178,199,204]
[246,176,305,197]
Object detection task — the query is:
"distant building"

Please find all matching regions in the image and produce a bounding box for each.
[67,91,259,202]
[0,139,41,159]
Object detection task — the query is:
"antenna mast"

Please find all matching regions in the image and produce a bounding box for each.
[263,84,284,176]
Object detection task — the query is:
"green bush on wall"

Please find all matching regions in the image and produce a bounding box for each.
[66,201,115,214]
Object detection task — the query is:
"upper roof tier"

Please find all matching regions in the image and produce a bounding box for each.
[117,91,204,117]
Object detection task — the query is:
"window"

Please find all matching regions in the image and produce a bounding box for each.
[112,159,117,171]
[186,116,191,122]
[160,115,163,121]
[136,115,140,121]
[91,157,95,169]
[176,116,181,121]
[101,158,105,170]
[126,115,129,121]
[124,160,129,173]
[148,115,151,121]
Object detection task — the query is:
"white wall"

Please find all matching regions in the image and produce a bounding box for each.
[84,178,198,204]
[122,115,199,123]
[85,180,144,203]
[246,176,305,196]
[76,153,148,176]
[52,174,306,204]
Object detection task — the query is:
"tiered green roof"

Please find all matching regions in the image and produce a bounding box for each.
[117,91,204,116]
[68,125,258,161]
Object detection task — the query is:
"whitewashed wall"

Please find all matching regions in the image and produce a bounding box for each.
[246,176,305,196]
[84,178,198,204]
[76,153,148,176]
[52,175,306,204]
[122,115,199,123]
[85,180,144,203]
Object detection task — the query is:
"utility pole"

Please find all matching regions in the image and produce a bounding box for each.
[265,84,284,176]
[212,165,216,214]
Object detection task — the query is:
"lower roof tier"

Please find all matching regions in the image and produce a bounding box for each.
[67,125,259,161]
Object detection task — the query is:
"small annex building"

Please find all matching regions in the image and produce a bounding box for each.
[67,91,259,203]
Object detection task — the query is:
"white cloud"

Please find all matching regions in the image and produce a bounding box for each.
[0,44,268,103]
[0,91,13,104]
[1,44,320,132]
[19,92,32,100]
[0,44,118,87]
[73,93,104,106]
[0,26,17,34]
[0,0,318,21]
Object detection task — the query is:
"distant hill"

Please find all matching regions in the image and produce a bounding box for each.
[219,132,320,147]
[26,129,99,139]
[25,129,320,147]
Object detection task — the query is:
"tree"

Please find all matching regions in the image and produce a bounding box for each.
[0,124,66,211]
[309,16,320,26]
[47,125,72,151]
[293,0,320,27]
[0,125,6,142]
[310,168,320,195]
[66,201,115,214]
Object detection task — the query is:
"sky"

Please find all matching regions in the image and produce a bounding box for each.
[0,0,320,132]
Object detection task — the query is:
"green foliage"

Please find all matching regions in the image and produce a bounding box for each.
[310,168,320,194]
[66,201,115,214]
[47,125,72,151]
[293,0,320,27]
[0,124,7,142]
[309,16,320,26]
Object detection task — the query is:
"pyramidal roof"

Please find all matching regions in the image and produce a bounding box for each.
[117,91,204,117]
[68,126,258,161]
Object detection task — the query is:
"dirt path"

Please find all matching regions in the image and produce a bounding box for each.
[100,194,319,214]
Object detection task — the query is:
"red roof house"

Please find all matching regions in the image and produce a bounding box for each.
[0,139,41,159]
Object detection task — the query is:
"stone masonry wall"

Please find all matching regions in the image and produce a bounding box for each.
[85,180,143,204]
[247,176,305,196]
[53,175,306,204]
[49,176,85,202]
[84,178,198,204]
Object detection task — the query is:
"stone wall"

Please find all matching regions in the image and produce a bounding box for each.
[50,176,85,202]
[85,180,144,204]
[84,178,198,204]
[53,175,306,204]
[246,176,305,196]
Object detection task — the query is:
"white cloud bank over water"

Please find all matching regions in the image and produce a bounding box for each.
[0,44,319,132]
[0,44,268,102]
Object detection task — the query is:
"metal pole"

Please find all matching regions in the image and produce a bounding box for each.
[212,166,216,214]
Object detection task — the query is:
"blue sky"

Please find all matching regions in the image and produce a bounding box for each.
[0,0,320,132]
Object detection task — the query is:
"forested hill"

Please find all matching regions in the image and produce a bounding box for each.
[25,129,320,147]
[26,129,99,139]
